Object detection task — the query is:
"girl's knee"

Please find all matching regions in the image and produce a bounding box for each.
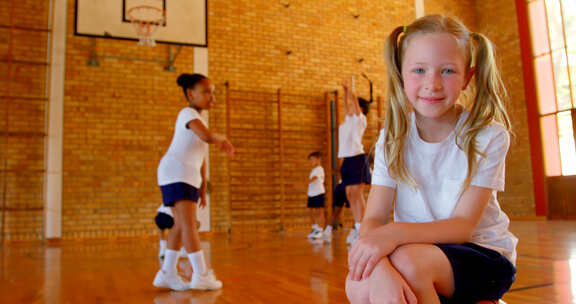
[174,215,198,232]
[346,275,370,304]
[390,244,430,282]
[183,220,199,232]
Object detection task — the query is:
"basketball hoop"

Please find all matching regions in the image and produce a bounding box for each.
[126,5,166,47]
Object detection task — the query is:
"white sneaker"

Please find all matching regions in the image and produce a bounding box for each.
[350,230,359,245]
[190,269,223,290]
[323,228,332,242]
[153,270,190,291]
[311,229,324,239]
[307,228,319,239]
[346,228,357,245]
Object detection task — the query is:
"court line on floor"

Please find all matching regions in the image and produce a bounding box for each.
[508,283,555,293]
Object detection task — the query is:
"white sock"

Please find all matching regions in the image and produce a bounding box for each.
[325,225,333,232]
[159,240,167,252]
[162,249,179,277]
[188,250,207,275]
[354,222,361,231]
[312,224,319,230]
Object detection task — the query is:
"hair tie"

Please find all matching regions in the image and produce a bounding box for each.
[403,26,407,33]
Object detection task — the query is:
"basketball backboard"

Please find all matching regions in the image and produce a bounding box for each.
[75,0,207,46]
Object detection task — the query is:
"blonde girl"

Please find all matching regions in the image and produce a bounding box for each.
[346,15,517,304]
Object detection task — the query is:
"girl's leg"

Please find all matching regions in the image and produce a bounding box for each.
[346,245,453,304]
[329,206,343,228]
[173,201,222,289]
[346,258,412,304]
[159,229,167,258]
[346,184,366,224]
[162,214,183,277]
[309,208,316,228]
[174,200,213,278]
[345,274,371,304]
[389,244,455,304]
[174,200,202,253]
[167,219,182,250]
[154,213,189,291]
[317,208,326,228]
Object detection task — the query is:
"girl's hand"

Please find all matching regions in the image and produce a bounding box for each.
[368,261,417,304]
[348,228,398,281]
[210,133,235,157]
[341,79,350,92]
[341,79,353,101]
[219,139,235,157]
[341,77,359,115]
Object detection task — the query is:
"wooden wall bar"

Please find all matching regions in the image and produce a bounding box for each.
[224,85,382,232]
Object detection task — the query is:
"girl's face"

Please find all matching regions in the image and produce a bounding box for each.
[401,33,473,120]
[187,78,215,110]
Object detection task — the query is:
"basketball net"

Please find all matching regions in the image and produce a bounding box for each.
[127,5,166,47]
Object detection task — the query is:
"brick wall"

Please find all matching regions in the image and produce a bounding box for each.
[207,0,414,232]
[60,0,197,239]
[475,0,536,216]
[1,0,536,240]
[425,0,477,29]
[0,0,51,240]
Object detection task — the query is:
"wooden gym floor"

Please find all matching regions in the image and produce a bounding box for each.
[1,220,575,303]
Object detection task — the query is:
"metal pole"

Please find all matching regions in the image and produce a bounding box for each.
[324,93,333,216]
[1,160,7,245]
[225,82,232,234]
[277,89,285,232]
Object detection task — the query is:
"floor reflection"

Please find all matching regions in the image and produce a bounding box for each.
[44,247,61,304]
[2,221,575,303]
[153,290,222,304]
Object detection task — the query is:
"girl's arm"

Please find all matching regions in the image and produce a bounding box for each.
[199,160,207,208]
[359,185,395,235]
[379,185,491,246]
[384,128,510,246]
[342,78,362,116]
[349,185,492,281]
[187,119,226,144]
[348,185,395,281]
[187,119,235,157]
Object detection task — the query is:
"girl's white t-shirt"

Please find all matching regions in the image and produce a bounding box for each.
[338,113,367,158]
[372,110,518,265]
[308,166,325,197]
[157,107,208,188]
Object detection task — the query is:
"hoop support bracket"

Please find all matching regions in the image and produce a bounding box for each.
[87,39,184,72]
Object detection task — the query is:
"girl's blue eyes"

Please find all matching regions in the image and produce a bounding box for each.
[412,68,456,74]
